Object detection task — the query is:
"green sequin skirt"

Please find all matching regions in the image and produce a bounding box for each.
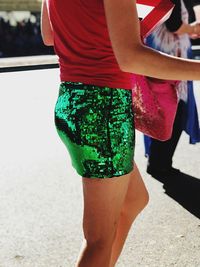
[54,82,135,178]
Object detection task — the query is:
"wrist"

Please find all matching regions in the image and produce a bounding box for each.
[193,24,198,34]
[191,23,200,35]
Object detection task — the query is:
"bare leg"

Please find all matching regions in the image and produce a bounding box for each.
[110,162,149,267]
[76,172,131,267]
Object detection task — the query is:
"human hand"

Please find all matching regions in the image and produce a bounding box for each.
[190,21,200,39]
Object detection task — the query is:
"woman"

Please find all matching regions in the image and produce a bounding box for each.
[144,0,200,178]
[41,1,200,266]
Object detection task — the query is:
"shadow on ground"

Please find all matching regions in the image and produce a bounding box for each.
[153,172,200,219]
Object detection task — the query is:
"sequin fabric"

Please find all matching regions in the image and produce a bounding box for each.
[132,75,178,141]
[54,82,135,178]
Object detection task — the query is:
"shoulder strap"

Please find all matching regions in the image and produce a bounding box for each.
[136,0,175,38]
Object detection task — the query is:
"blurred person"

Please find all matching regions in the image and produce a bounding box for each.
[144,0,200,178]
[41,0,200,266]
[0,14,52,57]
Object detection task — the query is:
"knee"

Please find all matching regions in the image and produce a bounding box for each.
[141,187,149,209]
[120,190,149,226]
[83,227,117,251]
[125,186,149,214]
[136,186,149,212]
[84,234,115,252]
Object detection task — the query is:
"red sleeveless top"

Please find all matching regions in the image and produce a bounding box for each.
[47,0,132,89]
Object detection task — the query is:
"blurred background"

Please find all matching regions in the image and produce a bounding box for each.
[0,0,54,58]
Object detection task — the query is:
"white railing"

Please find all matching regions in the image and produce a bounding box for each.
[0,55,58,72]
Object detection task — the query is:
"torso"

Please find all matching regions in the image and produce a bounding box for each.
[47,0,132,89]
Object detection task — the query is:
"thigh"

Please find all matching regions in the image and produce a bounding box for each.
[82,173,131,242]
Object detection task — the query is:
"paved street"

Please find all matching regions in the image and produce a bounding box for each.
[0,68,199,267]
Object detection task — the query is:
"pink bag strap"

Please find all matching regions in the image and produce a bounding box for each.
[137,0,175,39]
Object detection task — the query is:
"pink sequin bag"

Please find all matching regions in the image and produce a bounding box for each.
[132,76,178,141]
[133,0,178,141]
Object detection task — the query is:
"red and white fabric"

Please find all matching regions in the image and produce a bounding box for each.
[136,0,175,38]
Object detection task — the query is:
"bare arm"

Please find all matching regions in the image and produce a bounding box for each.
[103,0,200,81]
[193,5,200,21]
[41,0,54,46]
[175,22,200,36]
